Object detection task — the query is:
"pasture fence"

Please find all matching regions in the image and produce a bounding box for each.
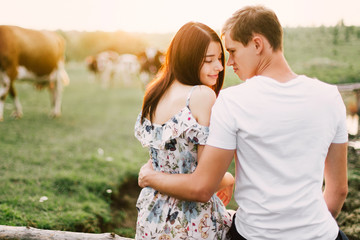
[337,83,360,111]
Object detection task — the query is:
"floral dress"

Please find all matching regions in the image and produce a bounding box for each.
[134,86,232,240]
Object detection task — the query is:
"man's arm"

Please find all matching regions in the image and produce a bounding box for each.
[198,145,235,206]
[139,145,234,202]
[323,142,348,218]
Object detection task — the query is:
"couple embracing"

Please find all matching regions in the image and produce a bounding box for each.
[134,5,349,240]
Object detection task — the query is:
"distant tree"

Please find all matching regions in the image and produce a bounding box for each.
[333,26,339,45]
[62,31,148,61]
[345,26,355,42]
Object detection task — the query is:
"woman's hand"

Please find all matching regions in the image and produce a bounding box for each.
[138,159,154,188]
[216,182,234,206]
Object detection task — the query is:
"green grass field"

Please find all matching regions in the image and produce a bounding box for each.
[0,63,150,236]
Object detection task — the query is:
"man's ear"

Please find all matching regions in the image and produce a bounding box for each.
[252,35,263,54]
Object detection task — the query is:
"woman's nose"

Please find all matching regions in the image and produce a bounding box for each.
[216,60,224,71]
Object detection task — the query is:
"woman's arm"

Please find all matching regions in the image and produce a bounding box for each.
[323,142,348,218]
[216,172,235,206]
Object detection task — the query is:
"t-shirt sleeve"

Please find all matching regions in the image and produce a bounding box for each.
[206,93,237,149]
[332,90,349,143]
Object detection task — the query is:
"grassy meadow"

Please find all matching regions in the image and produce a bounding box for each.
[0,63,149,236]
[0,25,360,239]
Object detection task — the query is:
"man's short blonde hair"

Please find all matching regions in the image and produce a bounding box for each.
[221,5,283,51]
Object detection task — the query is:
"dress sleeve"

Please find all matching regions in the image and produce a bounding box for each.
[134,112,151,147]
[186,125,209,145]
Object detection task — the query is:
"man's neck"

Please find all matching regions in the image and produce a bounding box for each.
[257,51,297,83]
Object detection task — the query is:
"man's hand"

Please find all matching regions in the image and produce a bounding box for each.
[138,159,154,188]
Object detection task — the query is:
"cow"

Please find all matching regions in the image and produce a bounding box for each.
[137,48,164,89]
[117,53,140,86]
[86,50,119,88]
[86,51,140,88]
[0,25,70,121]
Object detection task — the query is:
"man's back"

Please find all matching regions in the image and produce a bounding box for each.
[207,75,348,239]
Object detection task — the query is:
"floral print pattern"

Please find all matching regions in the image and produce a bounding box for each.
[134,87,232,239]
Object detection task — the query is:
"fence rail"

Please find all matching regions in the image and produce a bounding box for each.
[336,83,360,92]
[0,225,133,240]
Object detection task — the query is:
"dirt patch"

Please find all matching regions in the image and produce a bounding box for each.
[100,175,141,238]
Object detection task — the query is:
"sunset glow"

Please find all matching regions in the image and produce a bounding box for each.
[1,0,360,33]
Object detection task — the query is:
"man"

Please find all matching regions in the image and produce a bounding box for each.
[139,5,348,240]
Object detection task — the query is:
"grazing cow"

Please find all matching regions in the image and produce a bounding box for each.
[0,25,70,121]
[137,48,164,89]
[86,51,140,88]
[86,50,119,88]
[117,54,140,86]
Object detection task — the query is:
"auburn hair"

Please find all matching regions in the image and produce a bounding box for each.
[141,22,225,123]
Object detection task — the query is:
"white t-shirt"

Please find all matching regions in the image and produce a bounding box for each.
[207,75,348,240]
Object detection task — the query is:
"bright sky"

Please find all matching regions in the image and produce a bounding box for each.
[1,0,359,33]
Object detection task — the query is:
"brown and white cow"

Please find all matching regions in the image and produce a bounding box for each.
[86,50,119,88]
[86,51,140,88]
[137,48,164,89]
[0,25,70,121]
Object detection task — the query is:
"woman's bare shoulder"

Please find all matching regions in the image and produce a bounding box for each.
[189,85,217,125]
[192,85,216,102]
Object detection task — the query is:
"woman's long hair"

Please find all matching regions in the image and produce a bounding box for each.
[141,22,225,123]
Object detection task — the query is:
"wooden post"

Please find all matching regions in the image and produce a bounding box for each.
[0,225,134,240]
[355,90,360,114]
[337,83,360,113]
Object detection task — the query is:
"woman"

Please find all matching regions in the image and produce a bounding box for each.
[134,22,234,239]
